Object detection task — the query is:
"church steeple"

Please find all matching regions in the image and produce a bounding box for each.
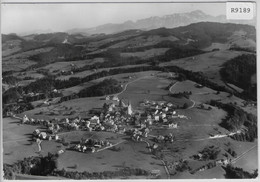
[127,101,133,115]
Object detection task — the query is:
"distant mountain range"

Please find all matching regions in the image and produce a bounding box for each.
[67,10,256,35]
[2,22,256,61]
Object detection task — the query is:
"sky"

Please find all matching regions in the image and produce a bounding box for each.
[1,2,227,34]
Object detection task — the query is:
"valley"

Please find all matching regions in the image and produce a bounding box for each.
[2,20,257,180]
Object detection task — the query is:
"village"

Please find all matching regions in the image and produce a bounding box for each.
[19,96,183,151]
[14,91,242,178]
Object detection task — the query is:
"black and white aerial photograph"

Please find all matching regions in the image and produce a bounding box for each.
[1,0,258,180]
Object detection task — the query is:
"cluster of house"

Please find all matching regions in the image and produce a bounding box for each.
[139,99,189,128]
[15,88,62,104]
[22,115,62,134]
[153,133,175,143]
[73,138,112,153]
[130,127,150,141]
[33,129,59,141]
[21,99,132,135]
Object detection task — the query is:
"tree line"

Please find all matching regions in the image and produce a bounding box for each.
[209,100,257,142]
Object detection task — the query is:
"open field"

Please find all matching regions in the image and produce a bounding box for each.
[3,117,60,164]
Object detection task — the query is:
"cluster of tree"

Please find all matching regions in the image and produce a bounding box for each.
[59,94,79,103]
[3,102,34,117]
[162,46,205,61]
[220,54,256,101]
[2,87,23,104]
[23,76,34,80]
[223,164,258,179]
[2,76,21,85]
[51,167,148,179]
[3,153,58,179]
[175,160,191,172]
[170,91,192,99]
[209,100,257,142]
[23,76,56,94]
[227,148,237,158]
[2,70,15,77]
[198,104,212,110]
[198,145,221,161]
[78,78,122,97]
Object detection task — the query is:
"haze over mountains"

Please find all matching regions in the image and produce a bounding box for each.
[67,10,256,35]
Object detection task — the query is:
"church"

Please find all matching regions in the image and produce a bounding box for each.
[119,99,133,116]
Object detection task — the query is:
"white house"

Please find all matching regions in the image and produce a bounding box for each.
[169,123,178,129]
[39,132,47,140]
[162,113,166,119]
[155,115,160,121]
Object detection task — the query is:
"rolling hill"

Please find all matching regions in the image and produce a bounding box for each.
[2,22,256,73]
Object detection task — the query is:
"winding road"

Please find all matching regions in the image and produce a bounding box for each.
[113,75,152,97]
[169,81,196,109]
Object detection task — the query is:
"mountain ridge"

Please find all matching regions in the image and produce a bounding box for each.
[67,10,255,35]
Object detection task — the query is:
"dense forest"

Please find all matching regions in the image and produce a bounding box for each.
[220,54,256,101]
[78,78,122,97]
